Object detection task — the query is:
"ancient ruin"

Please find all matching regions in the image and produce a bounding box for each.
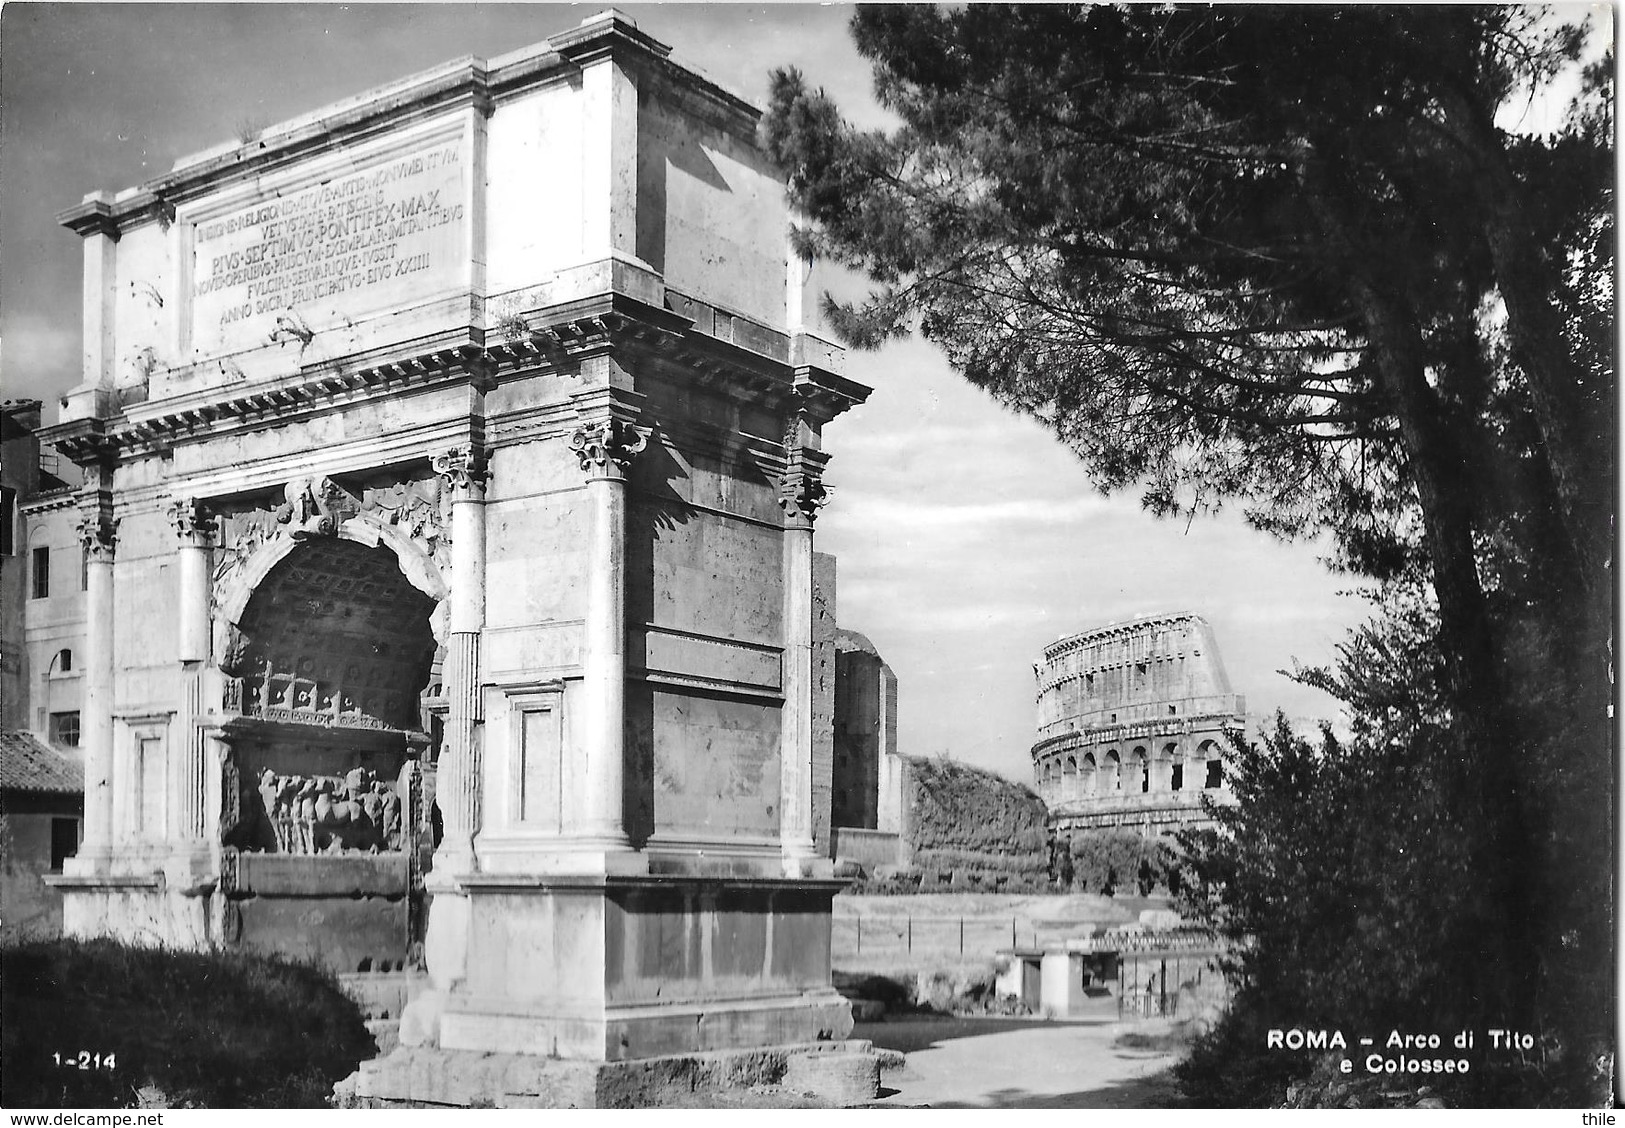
[1032,613,1245,838]
[31,11,882,1102]
[829,629,905,870]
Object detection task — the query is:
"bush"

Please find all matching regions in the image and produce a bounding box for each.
[1177,670,1610,1107]
[903,758,1050,888]
[2,938,376,1108]
[1067,829,1179,895]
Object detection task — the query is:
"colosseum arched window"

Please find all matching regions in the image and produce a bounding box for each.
[1199,739,1223,789]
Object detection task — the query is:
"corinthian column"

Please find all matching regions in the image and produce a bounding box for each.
[778,446,828,872]
[171,499,214,665]
[431,445,488,870]
[169,498,214,852]
[75,507,118,863]
[569,417,645,849]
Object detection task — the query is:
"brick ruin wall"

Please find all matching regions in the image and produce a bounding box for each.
[901,757,1050,891]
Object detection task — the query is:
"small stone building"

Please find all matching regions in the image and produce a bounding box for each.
[1032,613,1245,839]
[0,731,84,938]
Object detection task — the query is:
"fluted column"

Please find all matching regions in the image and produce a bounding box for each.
[570,417,644,849]
[169,498,214,851]
[76,507,117,861]
[431,445,488,870]
[778,447,828,871]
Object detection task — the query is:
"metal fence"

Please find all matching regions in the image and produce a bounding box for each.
[832,912,1058,960]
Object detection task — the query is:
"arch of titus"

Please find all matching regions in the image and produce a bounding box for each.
[43,12,868,1075]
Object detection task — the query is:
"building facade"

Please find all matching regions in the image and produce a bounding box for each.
[1032,613,1244,837]
[31,11,873,1073]
[0,732,84,938]
[3,400,81,738]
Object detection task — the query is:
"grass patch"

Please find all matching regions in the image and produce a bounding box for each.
[3,937,376,1108]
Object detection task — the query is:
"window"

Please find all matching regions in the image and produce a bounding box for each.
[0,486,14,555]
[54,648,72,674]
[50,711,80,748]
[50,818,79,870]
[31,546,49,599]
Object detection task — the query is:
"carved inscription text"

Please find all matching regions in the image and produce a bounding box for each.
[190,139,467,350]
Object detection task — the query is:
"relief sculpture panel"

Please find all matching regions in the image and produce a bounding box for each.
[239,764,409,855]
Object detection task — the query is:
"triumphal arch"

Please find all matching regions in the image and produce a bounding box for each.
[45,12,868,1084]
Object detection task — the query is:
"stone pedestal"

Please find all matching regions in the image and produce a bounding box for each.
[427,875,850,1060]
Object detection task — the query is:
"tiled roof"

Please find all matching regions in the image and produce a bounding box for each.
[0,732,84,794]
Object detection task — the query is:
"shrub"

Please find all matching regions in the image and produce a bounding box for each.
[2,938,376,1108]
[1067,829,1179,895]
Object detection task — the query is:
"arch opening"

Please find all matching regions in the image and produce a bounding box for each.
[225,538,439,732]
[1199,740,1223,789]
[215,537,441,975]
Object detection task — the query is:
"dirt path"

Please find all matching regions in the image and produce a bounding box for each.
[856,1016,1187,1109]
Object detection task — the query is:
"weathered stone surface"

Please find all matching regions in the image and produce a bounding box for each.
[831,629,901,834]
[355,1041,888,1108]
[782,1049,881,1106]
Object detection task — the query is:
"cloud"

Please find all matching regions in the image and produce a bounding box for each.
[831,493,1117,535]
[852,600,1064,634]
[0,313,79,408]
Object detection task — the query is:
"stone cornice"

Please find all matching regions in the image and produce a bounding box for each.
[39,298,867,471]
[1041,612,1211,663]
[1030,713,1248,760]
[59,198,121,240]
[57,73,497,239]
[550,10,673,64]
[790,367,870,427]
[19,489,79,515]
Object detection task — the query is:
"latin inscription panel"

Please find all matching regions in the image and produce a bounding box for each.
[188,132,470,357]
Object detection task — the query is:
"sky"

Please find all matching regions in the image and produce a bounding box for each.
[0,2,1434,781]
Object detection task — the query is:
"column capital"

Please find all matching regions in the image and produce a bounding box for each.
[570,417,646,479]
[76,510,118,562]
[168,496,217,546]
[779,447,831,526]
[432,444,490,500]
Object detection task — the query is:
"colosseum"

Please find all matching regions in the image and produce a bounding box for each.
[1032,613,1246,836]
